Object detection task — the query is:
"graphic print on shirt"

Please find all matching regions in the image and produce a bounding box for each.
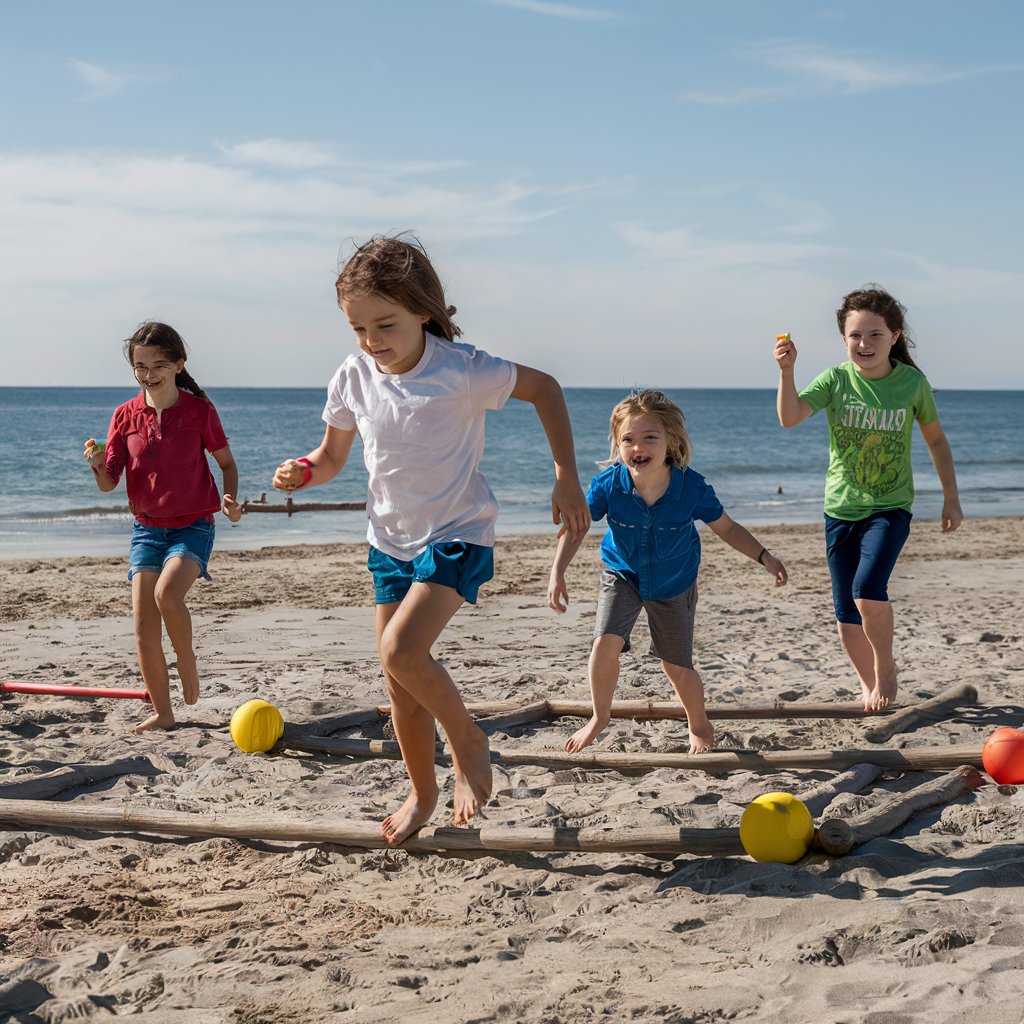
[834,398,908,497]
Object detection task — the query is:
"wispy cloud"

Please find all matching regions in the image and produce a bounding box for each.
[69,59,152,101]
[680,42,1022,105]
[480,0,615,21]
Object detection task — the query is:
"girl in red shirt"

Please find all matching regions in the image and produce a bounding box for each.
[85,322,242,732]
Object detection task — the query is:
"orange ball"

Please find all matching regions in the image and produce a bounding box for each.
[981,727,1024,785]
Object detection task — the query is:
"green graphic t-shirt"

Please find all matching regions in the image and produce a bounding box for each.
[799,361,938,521]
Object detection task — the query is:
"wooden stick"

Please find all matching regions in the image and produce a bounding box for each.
[0,755,173,801]
[813,765,985,855]
[473,701,551,733]
[798,763,886,819]
[240,499,364,516]
[0,798,745,856]
[281,706,383,742]
[285,734,984,775]
[864,683,979,744]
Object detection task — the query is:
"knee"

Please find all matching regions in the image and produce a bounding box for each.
[378,629,424,680]
[591,634,624,660]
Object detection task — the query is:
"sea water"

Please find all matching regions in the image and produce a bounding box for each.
[1,386,1021,559]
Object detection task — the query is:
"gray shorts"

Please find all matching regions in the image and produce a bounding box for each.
[594,570,697,668]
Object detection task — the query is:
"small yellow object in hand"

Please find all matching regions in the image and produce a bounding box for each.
[776,332,791,342]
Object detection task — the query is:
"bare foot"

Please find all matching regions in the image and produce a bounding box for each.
[381,789,439,846]
[175,651,201,705]
[564,716,608,753]
[866,674,897,712]
[132,712,175,734]
[687,712,714,754]
[451,724,492,825]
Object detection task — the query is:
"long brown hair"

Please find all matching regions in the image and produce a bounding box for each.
[836,286,921,372]
[123,322,208,399]
[336,234,461,341]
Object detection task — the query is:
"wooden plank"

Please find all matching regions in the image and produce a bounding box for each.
[285,734,984,775]
[545,699,890,721]
[0,798,745,856]
[813,765,985,855]
[864,683,978,744]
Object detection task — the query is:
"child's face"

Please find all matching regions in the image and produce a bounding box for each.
[617,413,670,481]
[131,345,184,395]
[842,310,899,380]
[340,293,428,375]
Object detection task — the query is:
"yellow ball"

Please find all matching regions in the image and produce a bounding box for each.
[739,792,814,863]
[230,699,284,753]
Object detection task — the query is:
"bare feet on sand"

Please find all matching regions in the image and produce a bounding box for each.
[451,724,492,825]
[175,652,201,705]
[564,715,608,753]
[863,673,897,712]
[381,789,439,846]
[132,712,175,734]
[687,712,714,754]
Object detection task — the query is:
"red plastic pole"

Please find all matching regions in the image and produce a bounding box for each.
[0,681,150,701]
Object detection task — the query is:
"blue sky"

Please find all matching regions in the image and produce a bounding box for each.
[2,0,1021,389]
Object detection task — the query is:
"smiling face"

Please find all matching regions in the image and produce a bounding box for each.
[842,309,899,380]
[131,345,184,400]
[340,292,428,375]
[616,412,671,483]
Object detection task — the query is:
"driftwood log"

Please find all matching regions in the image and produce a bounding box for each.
[812,765,985,855]
[863,683,978,744]
[0,755,175,801]
[284,734,985,775]
[0,798,744,856]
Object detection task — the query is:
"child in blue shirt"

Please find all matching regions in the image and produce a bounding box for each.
[549,390,787,753]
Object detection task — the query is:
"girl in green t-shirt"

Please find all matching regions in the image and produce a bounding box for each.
[774,286,962,712]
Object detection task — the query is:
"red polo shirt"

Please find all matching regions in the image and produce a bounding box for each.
[104,390,229,528]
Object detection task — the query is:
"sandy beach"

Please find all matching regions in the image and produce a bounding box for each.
[2,517,1023,1023]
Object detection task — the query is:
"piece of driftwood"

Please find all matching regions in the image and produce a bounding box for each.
[812,765,985,855]
[281,707,383,743]
[285,734,984,775]
[0,798,745,855]
[240,497,364,517]
[473,701,551,734]
[0,755,174,800]
[797,763,886,819]
[864,683,979,744]
[545,699,892,722]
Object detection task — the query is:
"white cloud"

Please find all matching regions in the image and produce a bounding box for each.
[480,0,615,21]
[69,59,151,101]
[680,42,1021,105]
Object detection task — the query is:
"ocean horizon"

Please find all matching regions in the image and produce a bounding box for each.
[5,385,1022,561]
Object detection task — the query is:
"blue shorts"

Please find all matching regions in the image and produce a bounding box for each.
[824,509,911,624]
[368,542,494,605]
[128,517,216,582]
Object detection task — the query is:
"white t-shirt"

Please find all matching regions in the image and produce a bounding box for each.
[322,333,518,560]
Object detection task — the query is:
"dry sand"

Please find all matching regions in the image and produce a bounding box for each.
[1,518,1023,1023]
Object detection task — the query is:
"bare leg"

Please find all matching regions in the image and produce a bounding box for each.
[154,558,202,705]
[855,597,897,711]
[565,633,623,753]
[836,621,877,710]
[378,583,491,832]
[131,573,175,732]
[662,661,714,753]
[375,602,440,845]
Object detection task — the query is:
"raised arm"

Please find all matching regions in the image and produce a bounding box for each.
[273,424,357,492]
[774,335,812,428]
[707,511,788,586]
[511,364,590,541]
[918,419,963,533]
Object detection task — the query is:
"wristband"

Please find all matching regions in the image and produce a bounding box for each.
[757,547,768,565]
[296,457,313,486]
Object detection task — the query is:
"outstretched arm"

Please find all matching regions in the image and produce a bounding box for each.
[548,528,588,612]
[211,445,242,522]
[919,419,963,533]
[511,364,590,542]
[273,424,357,492]
[774,335,812,428]
[707,512,788,586]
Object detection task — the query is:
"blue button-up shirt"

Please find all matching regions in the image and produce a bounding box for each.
[587,462,724,600]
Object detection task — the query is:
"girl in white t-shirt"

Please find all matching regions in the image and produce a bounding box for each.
[274,235,589,845]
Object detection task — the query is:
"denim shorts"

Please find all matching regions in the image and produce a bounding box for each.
[824,509,912,624]
[368,542,494,605]
[594,570,697,668]
[128,517,216,581]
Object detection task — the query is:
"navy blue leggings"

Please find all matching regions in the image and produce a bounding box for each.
[824,509,912,625]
